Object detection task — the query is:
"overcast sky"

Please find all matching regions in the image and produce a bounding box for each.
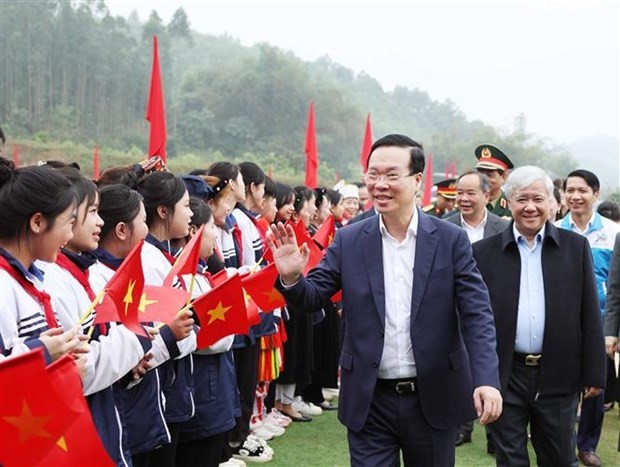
[104,0,619,146]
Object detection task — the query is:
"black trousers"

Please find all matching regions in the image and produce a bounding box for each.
[488,362,579,467]
[347,383,455,466]
[176,432,228,467]
[230,343,260,445]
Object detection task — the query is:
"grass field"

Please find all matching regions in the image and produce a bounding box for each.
[267,403,620,466]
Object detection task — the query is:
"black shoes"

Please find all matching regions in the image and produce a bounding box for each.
[455,432,472,447]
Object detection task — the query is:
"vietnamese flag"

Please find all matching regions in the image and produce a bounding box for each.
[146,35,167,162]
[163,225,204,287]
[241,263,286,312]
[0,349,81,467]
[244,291,261,326]
[137,285,190,324]
[94,240,146,336]
[40,355,114,466]
[288,220,323,274]
[193,273,249,349]
[304,101,318,188]
[312,215,336,250]
[360,113,373,171]
[12,144,19,168]
[422,151,434,205]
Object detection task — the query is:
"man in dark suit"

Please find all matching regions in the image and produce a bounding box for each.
[446,171,509,449]
[472,166,606,466]
[446,171,508,244]
[268,134,502,466]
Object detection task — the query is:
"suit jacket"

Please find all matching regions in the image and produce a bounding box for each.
[347,207,377,225]
[604,233,620,337]
[445,211,509,240]
[277,210,500,431]
[472,222,606,395]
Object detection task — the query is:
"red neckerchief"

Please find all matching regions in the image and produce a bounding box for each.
[0,256,59,328]
[56,252,96,301]
[231,224,244,262]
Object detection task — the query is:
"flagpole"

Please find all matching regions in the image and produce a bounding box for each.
[186,274,196,306]
[78,290,106,325]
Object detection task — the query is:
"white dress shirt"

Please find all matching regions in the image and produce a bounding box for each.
[461,211,488,244]
[378,211,418,379]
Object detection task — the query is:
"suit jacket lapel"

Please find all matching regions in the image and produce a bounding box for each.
[362,216,386,329]
[410,213,438,324]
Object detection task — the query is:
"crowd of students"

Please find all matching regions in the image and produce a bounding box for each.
[0,153,366,467]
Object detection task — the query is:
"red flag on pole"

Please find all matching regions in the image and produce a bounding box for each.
[163,225,204,287]
[304,101,318,188]
[93,145,100,180]
[0,350,81,467]
[241,263,286,312]
[312,215,335,250]
[193,273,249,349]
[12,145,18,168]
[360,113,373,171]
[422,152,434,206]
[146,35,167,162]
[268,165,272,178]
[94,240,146,336]
[40,356,114,466]
[287,220,323,274]
[444,162,449,179]
[451,161,457,178]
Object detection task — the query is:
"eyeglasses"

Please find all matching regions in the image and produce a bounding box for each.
[363,172,417,184]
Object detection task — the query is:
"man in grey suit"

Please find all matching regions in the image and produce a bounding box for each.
[446,171,509,243]
[446,171,509,450]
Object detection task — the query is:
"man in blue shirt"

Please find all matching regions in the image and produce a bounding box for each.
[473,166,606,466]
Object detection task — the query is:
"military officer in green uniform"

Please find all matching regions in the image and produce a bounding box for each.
[474,144,514,219]
[423,178,457,218]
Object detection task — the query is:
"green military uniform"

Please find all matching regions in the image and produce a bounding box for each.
[474,144,514,221]
[423,178,457,218]
[487,191,512,219]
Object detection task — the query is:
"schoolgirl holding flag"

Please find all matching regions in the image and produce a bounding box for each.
[37,168,149,466]
[0,157,85,363]
[136,171,196,467]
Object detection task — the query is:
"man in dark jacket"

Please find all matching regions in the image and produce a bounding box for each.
[472,166,606,466]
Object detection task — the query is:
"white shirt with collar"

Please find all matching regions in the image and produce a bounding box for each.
[378,210,418,379]
[461,210,488,244]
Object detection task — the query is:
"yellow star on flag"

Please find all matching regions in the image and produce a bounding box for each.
[262,288,283,304]
[56,435,68,452]
[122,280,136,315]
[207,301,231,325]
[138,292,158,313]
[2,400,52,443]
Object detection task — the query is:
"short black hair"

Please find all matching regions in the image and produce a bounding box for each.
[275,182,294,210]
[138,172,187,227]
[239,161,266,189]
[565,169,600,193]
[189,197,213,226]
[368,134,425,174]
[0,157,76,239]
[208,161,240,182]
[326,189,342,206]
[597,200,620,222]
[264,176,276,198]
[98,184,143,240]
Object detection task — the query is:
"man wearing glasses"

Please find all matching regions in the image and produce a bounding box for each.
[268,134,502,466]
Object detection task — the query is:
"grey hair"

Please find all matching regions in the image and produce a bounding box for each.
[504,166,554,199]
[457,171,490,193]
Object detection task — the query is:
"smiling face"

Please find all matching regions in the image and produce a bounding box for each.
[31,204,77,262]
[508,180,550,240]
[564,176,599,218]
[456,173,489,219]
[66,193,104,253]
[276,194,295,222]
[365,146,422,219]
[208,193,235,227]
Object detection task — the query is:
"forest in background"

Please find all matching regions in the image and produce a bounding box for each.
[0,0,586,187]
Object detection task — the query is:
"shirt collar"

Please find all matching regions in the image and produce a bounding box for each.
[512,223,545,248]
[461,210,488,230]
[379,208,418,242]
[0,248,44,282]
